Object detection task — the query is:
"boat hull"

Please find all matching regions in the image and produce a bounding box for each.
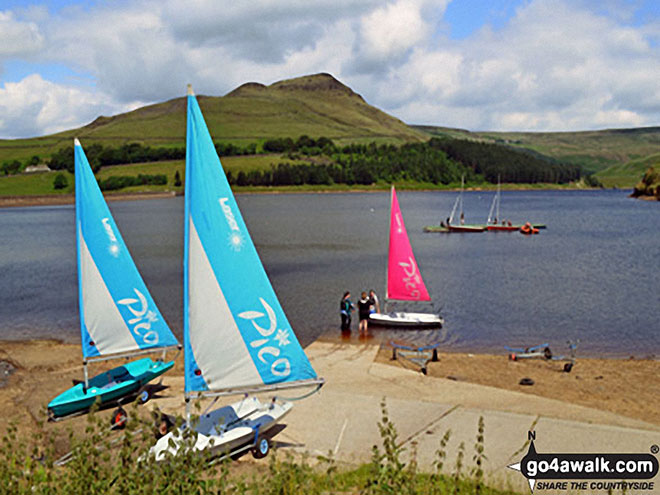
[447,224,485,233]
[486,224,521,231]
[48,357,174,418]
[152,397,291,461]
[487,225,520,231]
[369,311,444,328]
[423,225,449,233]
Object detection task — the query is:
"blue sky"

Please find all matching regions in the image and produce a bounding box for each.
[0,0,658,138]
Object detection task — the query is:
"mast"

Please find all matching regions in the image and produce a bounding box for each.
[487,175,501,225]
[496,175,501,223]
[385,186,394,311]
[460,175,465,224]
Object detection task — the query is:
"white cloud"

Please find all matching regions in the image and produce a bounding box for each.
[0,74,132,139]
[0,0,658,137]
[385,0,660,130]
[0,10,43,57]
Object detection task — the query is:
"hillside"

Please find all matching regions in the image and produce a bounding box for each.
[595,152,660,188]
[0,73,425,164]
[414,125,660,179]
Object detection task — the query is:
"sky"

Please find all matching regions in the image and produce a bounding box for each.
[0,0,658,139]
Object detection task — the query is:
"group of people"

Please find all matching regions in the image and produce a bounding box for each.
[340,290,380,335]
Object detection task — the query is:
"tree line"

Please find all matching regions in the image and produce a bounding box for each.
[46,141,256,173]
[5,134,586,189]
[427,137,582,184]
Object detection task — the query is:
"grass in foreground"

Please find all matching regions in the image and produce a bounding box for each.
[0,399,522,495]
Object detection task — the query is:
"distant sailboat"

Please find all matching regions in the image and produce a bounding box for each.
[423,176,485,233]
[485,177,546,232]
[369,186,443,328]
[447,176,485,233]
[48,139,180,420]
[151,85,323,460]
[486,176,519,231]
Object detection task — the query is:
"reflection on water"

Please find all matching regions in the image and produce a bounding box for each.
[0,190,658,357]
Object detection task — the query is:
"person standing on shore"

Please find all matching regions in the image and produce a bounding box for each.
[340,291,354,332]
[369,289,380,314]
[357,291,371,336]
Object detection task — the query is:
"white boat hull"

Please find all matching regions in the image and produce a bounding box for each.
[369,311,444,328]
[151,396,291,461]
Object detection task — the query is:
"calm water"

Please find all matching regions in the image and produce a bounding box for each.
[0,190,658,357]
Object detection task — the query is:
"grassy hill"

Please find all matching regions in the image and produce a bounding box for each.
[2,73,658,190]
[0,73,425,164]
[415,125,660,183]
[594,152,660,188]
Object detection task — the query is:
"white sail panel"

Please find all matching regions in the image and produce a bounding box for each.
[79,230,140,356]
[188,219,261,390]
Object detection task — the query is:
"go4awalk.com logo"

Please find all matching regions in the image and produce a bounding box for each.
[508,431,658,493]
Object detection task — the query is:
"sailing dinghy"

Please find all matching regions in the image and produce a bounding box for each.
[423,176,484,233]
[48,140,180,420]
[369,187,444,329]
[447,176,485,232]
[151,86,323,461]
[486,177,520,231]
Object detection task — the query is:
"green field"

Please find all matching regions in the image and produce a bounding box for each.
[0,154,323,197]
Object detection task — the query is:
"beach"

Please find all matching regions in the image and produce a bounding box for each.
[2,338,658,436]
[2,338,659,493]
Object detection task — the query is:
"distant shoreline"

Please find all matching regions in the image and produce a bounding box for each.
[0,191,177,208]
[0,183,615,208]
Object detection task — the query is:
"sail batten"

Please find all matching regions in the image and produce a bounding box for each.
[75,140,178,359]
[386,187,431,302]
[184,89,318,394]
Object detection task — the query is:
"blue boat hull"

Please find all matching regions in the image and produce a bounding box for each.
[48,357,174,418]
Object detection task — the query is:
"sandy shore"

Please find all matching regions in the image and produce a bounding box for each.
[1,338,657,438]
[374,345,659,425]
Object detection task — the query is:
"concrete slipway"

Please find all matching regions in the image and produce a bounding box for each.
[278,342,660,493]
[155,341,659,493]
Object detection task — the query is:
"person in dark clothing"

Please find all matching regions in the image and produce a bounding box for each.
[357,291,371,335]
[340,291,354,332]
[368,290,380,314]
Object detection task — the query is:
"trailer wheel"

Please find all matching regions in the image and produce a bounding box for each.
[137,389,150,405]
[111,407,128,429]
[252,437,270,459]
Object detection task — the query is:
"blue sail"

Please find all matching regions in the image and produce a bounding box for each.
[75,139,179,358]
[184,87,318,394]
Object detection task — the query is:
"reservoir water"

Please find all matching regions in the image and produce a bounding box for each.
[0,190,657,357]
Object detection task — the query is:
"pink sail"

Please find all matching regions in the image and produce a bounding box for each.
[387,187,431,301]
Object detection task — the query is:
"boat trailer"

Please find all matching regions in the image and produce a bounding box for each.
[505,340,579,372]
[389,341,441,374]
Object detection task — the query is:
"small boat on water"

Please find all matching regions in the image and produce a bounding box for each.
[484,177,546,232]
[48,140,180,420]
[520,222,540,235]
[150,86,323,462]
[424,176,485,233]
[485,178,521,231]
[369,187,443,329]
